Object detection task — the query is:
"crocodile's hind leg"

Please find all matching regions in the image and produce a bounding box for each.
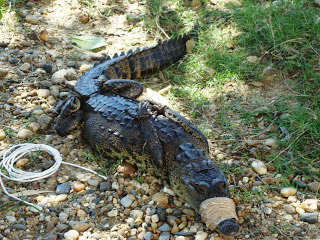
[128,102,164,172]
[100,79,143,99]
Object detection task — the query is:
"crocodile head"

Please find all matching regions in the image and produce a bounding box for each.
[179,159,230,209]
[170,151,239,236]
[56,95,84,136]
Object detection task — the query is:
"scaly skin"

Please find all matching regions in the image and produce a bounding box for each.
[75,31,197,97]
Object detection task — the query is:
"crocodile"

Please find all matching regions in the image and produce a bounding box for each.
[56,82,239,235]
[55,31,239,235]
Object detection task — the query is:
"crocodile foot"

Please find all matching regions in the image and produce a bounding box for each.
[125,102,151,123]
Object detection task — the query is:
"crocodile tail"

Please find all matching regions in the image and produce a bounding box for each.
[104,27,198,80]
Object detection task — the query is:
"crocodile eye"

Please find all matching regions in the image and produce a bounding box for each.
[65,96,81,114]
[192,181,209,195]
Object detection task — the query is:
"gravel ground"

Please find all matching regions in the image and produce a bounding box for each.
[0,1,319,240]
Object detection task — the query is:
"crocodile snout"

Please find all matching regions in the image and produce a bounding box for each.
[217,218,239,236]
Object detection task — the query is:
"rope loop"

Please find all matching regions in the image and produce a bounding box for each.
[0,143,107,208]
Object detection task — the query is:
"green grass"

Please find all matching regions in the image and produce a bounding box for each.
[146,0,320,180]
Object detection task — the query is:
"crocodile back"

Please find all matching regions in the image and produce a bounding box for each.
[82,93,208,177]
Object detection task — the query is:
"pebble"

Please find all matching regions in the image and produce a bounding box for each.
[299,213,318,224]
[51,69,68,84]
[264,138,277,148]
[158,232,170,240]
[20,62,31,72]
[77,210,87,218]
[242,176,249,183]
[16,158,28,167]
[144,232,153,240]
[39,30,49,42]
[56,223,69,232]
[0,68,8,78]
[117,162,136,176]
[44,235,57,240]
[107,209,118,217]
[80,64,91,73]
[283,214,293,221]
[296,207,305,214]
[283,204,296,214]
[37,89,50,98]
[12,223,27,230]
[37,114,53,130]
[56,182,71,194]
[251,160,267,175]
[42,63,53,73]
[9,57,19,64]
[6,216,17,224]
[157,208,167,222]
[152,192,168,208]
[158,223,170,232]
[26,14,39,24]
[293,180,307,189]
[17,128,34,139]
[308,181,320,193]
[0,129,6,140]
[216,153,224,160]
[163,186,175,196]
[99,181,111,191]
[64,230,79,240]
[70,221,91,232]
[263,207,272,215]
[26,217,39,227]
[194,231,208,240]
[280,187,297,197]
[46,221,55,232]
[74,182,86,191]
[151,214,159,223]
[55,194,68,202]
[112,182,120,190]
[59,212,68,223]
[130,209,143,219]
[88,179,100,186]
[78,12,90,23]
[300,199,318,212]
[120,195,133,207]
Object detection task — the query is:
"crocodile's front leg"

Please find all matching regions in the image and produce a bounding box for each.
[150,102,209,152]
[100,79,143,99]
[127,102,164,172]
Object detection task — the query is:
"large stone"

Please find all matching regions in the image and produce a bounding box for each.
[56,182,71,194]
[18,129,34,139]
[25,15,39,24]
[280,187,297,197]
[299,213,318,224]
[252,160,267,175]
[300,199,318,212]
[64,230,79,240]
[152,192,168,208]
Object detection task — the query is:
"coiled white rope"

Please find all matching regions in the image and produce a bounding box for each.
[0,143,107,207]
